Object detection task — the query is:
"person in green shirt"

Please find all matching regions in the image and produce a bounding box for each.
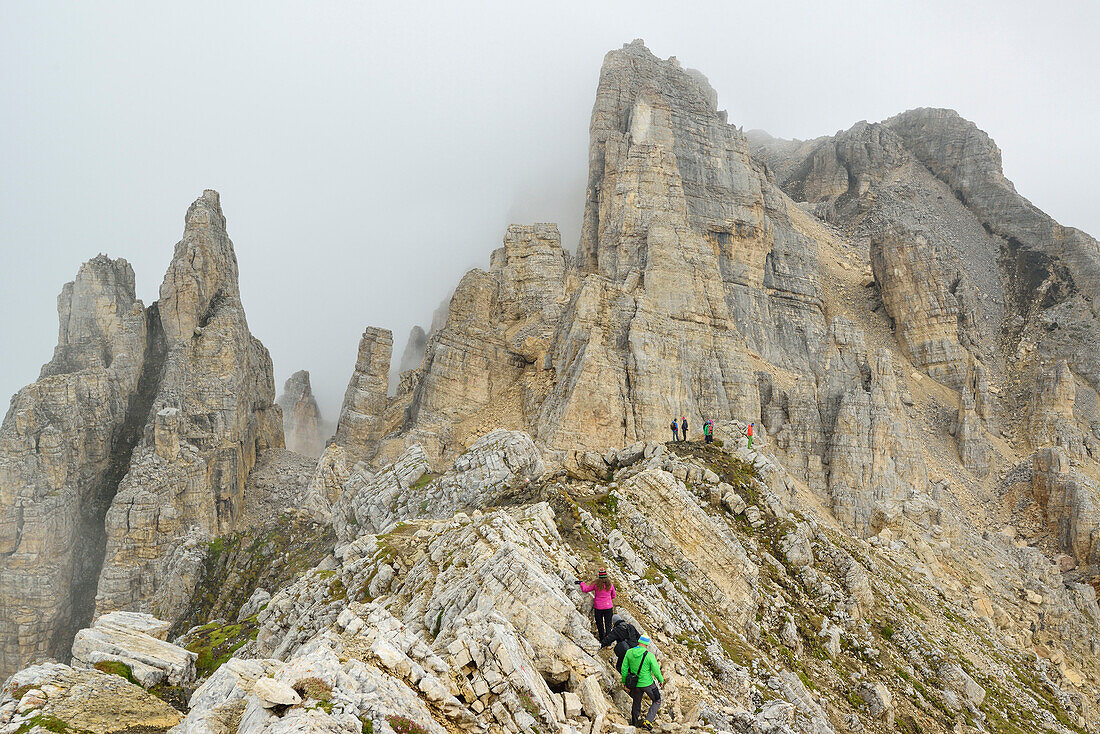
[620,634,663,728]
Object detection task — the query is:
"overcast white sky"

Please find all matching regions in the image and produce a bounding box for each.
[2,0,1098,420]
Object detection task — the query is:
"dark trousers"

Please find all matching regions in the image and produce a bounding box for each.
[630,683,662,724]
[594,607,613,640]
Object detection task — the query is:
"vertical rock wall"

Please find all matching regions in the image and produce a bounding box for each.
[0,257,149,674]
[334,327,393,464]
[93,191,284,625]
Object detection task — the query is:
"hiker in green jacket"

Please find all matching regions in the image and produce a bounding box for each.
[620,634,663,729]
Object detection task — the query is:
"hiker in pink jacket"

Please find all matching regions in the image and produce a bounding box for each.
[577,567,617,639]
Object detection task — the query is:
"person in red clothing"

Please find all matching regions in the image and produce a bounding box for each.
[745,422,754,450]
[576,568,617,639]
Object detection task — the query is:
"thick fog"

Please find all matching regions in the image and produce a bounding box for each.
[2,1,1098,421]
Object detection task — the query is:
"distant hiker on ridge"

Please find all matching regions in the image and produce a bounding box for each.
[681,416,689,441]
[703,419,713,444]
[670,418,679,443]
[576,567,616,639]
[745,422,754,451]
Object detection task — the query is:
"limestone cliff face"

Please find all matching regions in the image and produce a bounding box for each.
[0,256,150,676]
[749,104,1100,565]
[955,356,994,477]
[0,191,283,677]
[95,190,283,623]
[886,109,1100,392]
[334,327,392,464]
[753,109,1100,419]
[1032,448,1100,577]
[365,225,568,465]
[277,370,324,457]
[756,120,989,389]
[1028,360,1090,456]
[371,42,827,470]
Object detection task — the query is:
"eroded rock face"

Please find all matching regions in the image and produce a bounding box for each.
[748,101,1100,558]
[70,611,196,688]
[1033,448,1100,574]
[392,41,825,464]
[277,370,325,458]
[333,327,392,464]
[333,429,543,540]
[1028,360,1088,456]
[95,190,284,625]
[826,347,928,535]
[870,219,974,388]
[392,226,568,461]
[0,190,285,674]
[0,662,184,732]
[956,357,994,476]
[757,119,989,389]
[0,255,151,676]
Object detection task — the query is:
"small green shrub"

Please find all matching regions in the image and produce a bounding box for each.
[294,676,332,701]
[8,684,35,701]
[386,714,430,734]
[361,717,374,734]
[518,689,539,716]
[15,714,70,733]
[597,492,618,515]
[294,676,333,713]
[410,473,439,491]
[182,618,259,677]
[880,623,895,640]
[93,660,137,685]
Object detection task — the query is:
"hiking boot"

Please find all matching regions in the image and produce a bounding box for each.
[640,721,653,731]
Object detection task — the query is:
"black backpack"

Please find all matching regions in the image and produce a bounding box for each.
[625,650,648,689]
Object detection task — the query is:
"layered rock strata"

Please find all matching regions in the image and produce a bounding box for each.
[95,190,283,623]
[0,256,151,676]
[370,42,829,470]
[70,611,196,688]
[334,327,392,464]
[955,357,995,476]
[0,191,283,677]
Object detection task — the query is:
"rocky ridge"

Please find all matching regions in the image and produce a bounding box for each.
[1,37,1100,734]
[3,433,1096,734]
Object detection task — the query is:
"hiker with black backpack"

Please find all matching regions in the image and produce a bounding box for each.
[599,614,640,672]
[620,634,663,729]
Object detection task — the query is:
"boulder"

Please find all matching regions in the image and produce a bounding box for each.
[71,611,196,688]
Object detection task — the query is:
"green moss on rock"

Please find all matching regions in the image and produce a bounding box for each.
[92,660,137,685]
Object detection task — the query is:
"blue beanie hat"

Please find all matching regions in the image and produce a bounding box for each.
[638,635,651,646]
